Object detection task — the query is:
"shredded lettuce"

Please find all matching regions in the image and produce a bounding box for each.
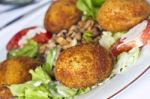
[113,47,140,73]
[8,40,39,58]
[76,0,104,20]
[99,31,125,49]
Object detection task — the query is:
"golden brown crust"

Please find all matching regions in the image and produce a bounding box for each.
[97,0,150,32]
[0,57,41,85]
[54,43,113,88]
[44,0,81,33]
[0,85,12,99]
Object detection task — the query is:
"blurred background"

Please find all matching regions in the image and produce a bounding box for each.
[0,0,50,30]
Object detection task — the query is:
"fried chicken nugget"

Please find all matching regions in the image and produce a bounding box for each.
[0,57,41,85]
[0,85,12,99]
[44,0,81,33]
[54,43,113,88]
[97,0,150,32]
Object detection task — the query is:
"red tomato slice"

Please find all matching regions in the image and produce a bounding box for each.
[33,32,51,44]
[7,27,52,50]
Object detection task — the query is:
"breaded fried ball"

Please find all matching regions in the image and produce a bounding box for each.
[0,85,12,99]
[0,57,41,85]
[97,0,150,32]
[54,43,113,88]
[44,0,81,33]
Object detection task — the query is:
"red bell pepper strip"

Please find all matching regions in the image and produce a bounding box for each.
[7,27,52,50]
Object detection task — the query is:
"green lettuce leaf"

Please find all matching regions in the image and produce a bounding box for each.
[9,67,51,98]
[76,0,104,20]
[92,0,105,7]
[83,31,92,42]
[29,66,51,84]
[42,48,57,73]
[10,81,51,99]
[8,40,39,58]
[49,82,77,98]
[24,85,50,99]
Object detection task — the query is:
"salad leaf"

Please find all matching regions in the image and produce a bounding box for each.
[49,82,77,98]
[76,0,105,20]
[9,67,51,98]
[49,82,90,98]
[92,0,105,7]
[76,87,91,95]
[24,85,50,99]
[10,81,51,99]
[113,47,140,73]
[56,85,77,97]
[42,48,57,73]
[83,31,93,42]
[8,40,39,58]
[99,31,125,49]
[9,82,31,97]
[29,66,51,84]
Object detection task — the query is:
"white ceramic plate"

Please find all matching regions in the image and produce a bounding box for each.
[0,1,150,99]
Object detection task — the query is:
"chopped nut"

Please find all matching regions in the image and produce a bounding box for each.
[56,37,69,46]
[39,39,57,54]
[68,25,80,36]
[91,27,101,37]
[47,42,56,49]
[70,32,76,38]
[57,30,67,37]
[39,44,49,54]
[75,33,81,40]
[84,20,94,31]
[93,36,101,42]
[41,19,102,54]
[62,39,77,49]
[78,20,85,29]
[66,37,73,42]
